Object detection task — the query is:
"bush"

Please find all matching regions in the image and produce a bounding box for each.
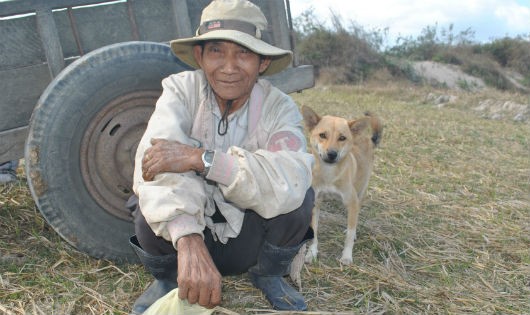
[387,23,475,61]
[479,36,530,84]
[293,8,385,84]
[383,57,421,83]
[292,13,529,90]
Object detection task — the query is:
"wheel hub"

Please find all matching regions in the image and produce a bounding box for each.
[80,91,159,221]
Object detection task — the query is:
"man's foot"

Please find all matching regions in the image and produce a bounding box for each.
[248,240,308,311]
[249,272,307,310]
[0,169,17,184]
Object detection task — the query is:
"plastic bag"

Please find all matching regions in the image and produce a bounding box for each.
[143,288,215,315]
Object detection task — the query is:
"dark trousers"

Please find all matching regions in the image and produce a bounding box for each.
[131,188,314,276]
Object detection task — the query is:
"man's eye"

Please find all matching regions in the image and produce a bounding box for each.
[240,47,255,56]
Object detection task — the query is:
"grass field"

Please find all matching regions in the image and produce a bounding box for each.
[1,81,529,314]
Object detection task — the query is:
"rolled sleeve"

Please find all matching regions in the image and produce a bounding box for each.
[136,173,207,244]
[166,214,205,247]
[205,151,239,186]
[219,148,313,218]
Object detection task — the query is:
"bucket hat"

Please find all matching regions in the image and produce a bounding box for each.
[170,0,292,76]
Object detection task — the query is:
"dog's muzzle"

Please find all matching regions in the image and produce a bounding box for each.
[323,151,338,163]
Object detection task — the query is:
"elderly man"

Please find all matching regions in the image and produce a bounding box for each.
[129,0,314,313]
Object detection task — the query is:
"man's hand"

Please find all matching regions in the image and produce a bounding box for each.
[177,234,222,308]
[142,138,203,181]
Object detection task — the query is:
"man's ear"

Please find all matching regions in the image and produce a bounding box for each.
[258,57,272,74]
[193,45,203,68]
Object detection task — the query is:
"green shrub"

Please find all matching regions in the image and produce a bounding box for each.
[294,8,385,84]
[479,36,530,86]
[383,57,421,83]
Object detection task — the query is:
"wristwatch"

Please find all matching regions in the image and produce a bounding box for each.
[201,150,215,177]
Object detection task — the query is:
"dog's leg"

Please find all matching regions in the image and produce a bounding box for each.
[340,194,360,265]
[305,195,321,263]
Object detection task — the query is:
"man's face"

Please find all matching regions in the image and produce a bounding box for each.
[193,41,271,106]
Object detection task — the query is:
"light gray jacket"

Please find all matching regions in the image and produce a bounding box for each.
[133,70,313,247]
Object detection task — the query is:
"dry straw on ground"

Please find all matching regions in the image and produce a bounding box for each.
[1,81,529,314]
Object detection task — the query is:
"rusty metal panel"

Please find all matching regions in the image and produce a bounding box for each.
[0,14,45,70]
[170,0,192,38]
[262,0,291,50]
[54,9,83,58]
[0,64,51,131]
[185,0,209,33]
[65,3,134,53]
[130,0,178,42]
[0,127,28,162]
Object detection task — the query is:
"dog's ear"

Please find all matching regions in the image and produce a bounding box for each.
[349,117,369,135]
[301,105,321,131]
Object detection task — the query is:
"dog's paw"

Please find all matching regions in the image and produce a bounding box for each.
[304,252,317,264]
[304,245,318,264]
[339,253,353,265]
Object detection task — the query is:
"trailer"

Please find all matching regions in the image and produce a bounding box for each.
[0,0,314,262]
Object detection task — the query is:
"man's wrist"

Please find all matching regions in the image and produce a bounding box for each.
[201,149,215,177]
[177,233,203,250]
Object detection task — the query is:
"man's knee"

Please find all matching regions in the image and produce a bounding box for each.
[265,188,314,246]
[288,187,314,228]
[300,187,315,218]
[127,195,175,256]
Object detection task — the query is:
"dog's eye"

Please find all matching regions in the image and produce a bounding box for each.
[338,135,347,141]
[319,133,327,139]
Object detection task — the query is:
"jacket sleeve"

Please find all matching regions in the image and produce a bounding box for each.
[133,72,207,247]
[206,87,314,218]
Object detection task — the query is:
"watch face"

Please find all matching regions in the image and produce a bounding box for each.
[203,150,214,167]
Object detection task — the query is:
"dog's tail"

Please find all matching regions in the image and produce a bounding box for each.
[364,112,383,147]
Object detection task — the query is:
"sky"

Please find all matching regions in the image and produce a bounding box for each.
[289,0,530,47]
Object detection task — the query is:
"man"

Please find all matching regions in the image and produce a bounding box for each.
[129,0,314,313]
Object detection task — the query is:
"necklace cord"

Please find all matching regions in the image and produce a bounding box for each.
[217,100,233,136]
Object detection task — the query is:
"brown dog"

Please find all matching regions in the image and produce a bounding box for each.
[301,105,382,265]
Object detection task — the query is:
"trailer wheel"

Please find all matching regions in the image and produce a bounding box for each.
[25,42,191,263]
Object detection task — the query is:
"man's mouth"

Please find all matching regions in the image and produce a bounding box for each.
[218,78,242,85]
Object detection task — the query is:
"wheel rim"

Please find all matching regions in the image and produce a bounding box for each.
[80,90,159,221]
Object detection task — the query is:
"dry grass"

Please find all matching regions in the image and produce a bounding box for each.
[1,81,529,314]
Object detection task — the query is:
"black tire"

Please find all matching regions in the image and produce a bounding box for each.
[25,41,191,263]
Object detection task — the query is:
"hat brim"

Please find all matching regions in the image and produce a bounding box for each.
[170,30,292,76]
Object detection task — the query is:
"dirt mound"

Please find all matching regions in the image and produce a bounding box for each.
[413,60,529,94]
[412,61,486,91]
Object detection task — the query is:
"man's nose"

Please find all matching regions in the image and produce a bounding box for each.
[221,54,238,73]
